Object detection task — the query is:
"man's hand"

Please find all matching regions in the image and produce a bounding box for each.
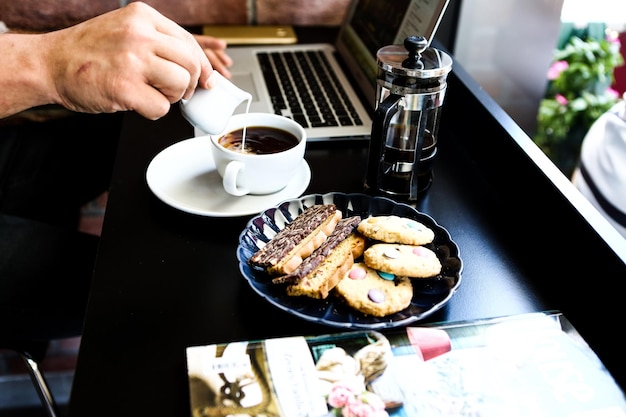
[43,2,214,120]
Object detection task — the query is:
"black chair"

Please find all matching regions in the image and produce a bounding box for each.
[1,213,99,417]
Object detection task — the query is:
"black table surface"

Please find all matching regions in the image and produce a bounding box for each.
[68,30,626,416]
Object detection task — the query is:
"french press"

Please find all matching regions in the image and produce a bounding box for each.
[365,36,452,202]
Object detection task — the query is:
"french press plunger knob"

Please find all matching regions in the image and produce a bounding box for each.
[402,36,428,68]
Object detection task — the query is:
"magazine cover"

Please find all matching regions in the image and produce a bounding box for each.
[186,312,626,416]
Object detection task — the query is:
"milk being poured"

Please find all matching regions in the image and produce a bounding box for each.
[240,98,252,151]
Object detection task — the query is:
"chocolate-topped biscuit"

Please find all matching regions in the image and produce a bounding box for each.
[272,216,362,285]
[249,204,342,275]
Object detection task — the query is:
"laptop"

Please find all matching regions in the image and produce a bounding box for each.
[216,0,450,142]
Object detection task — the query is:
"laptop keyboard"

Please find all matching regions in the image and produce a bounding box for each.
[257,50,364,129]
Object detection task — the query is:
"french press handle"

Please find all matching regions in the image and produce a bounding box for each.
[365,93,402,192]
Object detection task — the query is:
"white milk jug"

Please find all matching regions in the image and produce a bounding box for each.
[180,71,252,134]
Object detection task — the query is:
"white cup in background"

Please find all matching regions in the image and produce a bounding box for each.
[210,113,307,196]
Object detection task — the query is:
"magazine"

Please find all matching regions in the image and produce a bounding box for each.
[186,311,626,416]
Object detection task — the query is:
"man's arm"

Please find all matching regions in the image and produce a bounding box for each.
[0,2,214,120]
[0,32,55,118]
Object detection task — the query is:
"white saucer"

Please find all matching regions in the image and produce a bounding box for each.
[146,136,311,217]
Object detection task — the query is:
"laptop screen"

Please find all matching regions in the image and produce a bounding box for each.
[335,0,450,112]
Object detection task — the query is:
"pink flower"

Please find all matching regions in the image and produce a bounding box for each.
[341,399,389,417]
[607,31,621,46]
[607,88,620,99]
[328,384,356,408]
[327,382,389,417]
[547,60,569,80]
[555,94,568,106]
[342,397,373,417]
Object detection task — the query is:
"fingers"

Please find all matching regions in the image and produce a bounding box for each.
[121,43,206,118]
[149,32,208,98]
[137,2,213,93]
[194,35,228,51]
[129,86,173,120]
[145,52,194,103]
[194,34,234,79]
[204,49,233,79]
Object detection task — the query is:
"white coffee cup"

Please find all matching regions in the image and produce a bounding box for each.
[210,113,307,196]
[180,71,252,135]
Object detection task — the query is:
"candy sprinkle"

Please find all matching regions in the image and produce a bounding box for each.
[377,271,395,281]
[383,248,401,259]
[348,267,367,280]
[406,220,425,231]
[412,246,433,257]
[368,289,385,303]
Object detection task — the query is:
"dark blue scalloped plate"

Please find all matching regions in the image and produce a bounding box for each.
[237,192,463,329]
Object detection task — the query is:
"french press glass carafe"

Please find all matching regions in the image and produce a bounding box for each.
[365,36,452,202]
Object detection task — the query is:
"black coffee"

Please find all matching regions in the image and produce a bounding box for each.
[378,130,438,199]
[218,126,299,155]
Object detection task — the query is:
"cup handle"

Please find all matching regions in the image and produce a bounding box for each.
[223,161,250,196]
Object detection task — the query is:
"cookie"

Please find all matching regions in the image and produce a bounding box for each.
[282,225,366,299]
[285,235,355,299]
[249,204,342,275]
[357,215,435,245]
[273,217,361,284]
[334,262,413,317]
[363,243,441,278]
